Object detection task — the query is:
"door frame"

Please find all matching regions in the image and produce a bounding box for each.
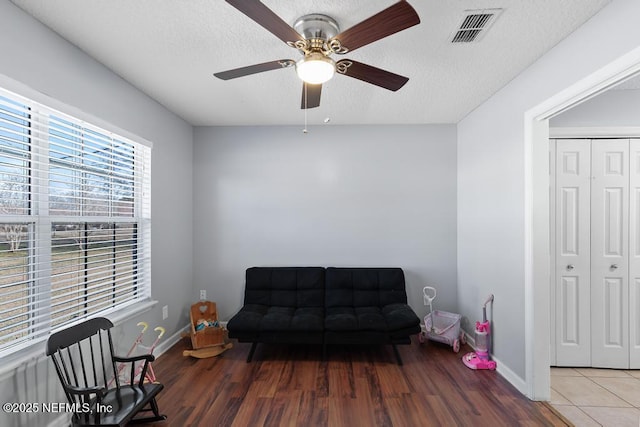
[525,46,640,400]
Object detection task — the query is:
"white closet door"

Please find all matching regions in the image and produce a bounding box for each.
[630,139,640,368]
[591,139,629,368]
[555,139,591,366]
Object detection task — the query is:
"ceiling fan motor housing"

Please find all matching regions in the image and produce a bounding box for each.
[291,14,340,84]
[293,14,340,41]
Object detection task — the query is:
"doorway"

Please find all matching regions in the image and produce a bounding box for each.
[551,138,640,369]
[525,46,640,400]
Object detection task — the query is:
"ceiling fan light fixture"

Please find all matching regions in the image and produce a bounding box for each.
[296,53,335,84]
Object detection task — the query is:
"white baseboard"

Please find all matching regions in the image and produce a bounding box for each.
[463,330,475,347]
[459,332,528,397]
[493,355,528,396]
[153,324,190,358]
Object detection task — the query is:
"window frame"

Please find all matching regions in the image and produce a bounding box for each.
[0,83,153,363]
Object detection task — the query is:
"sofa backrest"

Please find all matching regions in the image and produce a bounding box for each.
[244,267,325,308]
[325,267,408,308]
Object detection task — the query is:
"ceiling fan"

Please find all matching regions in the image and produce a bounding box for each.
[214,0,421,109]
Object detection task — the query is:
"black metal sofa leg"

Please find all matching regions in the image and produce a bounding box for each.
[392,344,403,366]
[247,342,258,363]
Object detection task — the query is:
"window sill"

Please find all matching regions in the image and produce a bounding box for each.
[0,300,158,382]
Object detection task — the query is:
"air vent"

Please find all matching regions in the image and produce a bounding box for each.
[451,9,502,43]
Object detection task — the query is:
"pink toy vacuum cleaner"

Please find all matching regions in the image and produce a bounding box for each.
[462,294,497,370]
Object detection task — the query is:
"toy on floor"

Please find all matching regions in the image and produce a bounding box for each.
[417,286,465,352]
[195,318,219,331]
[183,342,233,358]
[183,300,232,358]
[109,321,165,386]
[462,294,497,370]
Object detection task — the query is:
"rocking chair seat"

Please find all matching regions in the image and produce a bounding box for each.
[74,383,164,427]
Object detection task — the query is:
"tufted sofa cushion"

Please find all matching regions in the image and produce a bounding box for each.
[230,305,324,332]
[324,267,420,333]
[244,266,324,308]
[227,267,325,334]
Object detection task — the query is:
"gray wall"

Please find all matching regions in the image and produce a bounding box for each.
[193,125,457,322]
[4,0,638,413]
[0,2,193,426]
[457,0,640,384]
[551,88,640,128]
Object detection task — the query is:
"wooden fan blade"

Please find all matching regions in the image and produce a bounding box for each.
[225,0,303,44]
[332,1,420,53]
[337,60,409,91]
[301,83,322,109]
[214,60,294,80]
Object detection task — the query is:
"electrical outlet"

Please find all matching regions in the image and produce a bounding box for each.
[200,290,206,300]
[162,305,168,320]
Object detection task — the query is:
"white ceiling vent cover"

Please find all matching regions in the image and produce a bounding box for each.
[451,9,503,43]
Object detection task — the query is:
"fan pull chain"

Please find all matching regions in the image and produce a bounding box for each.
[303,83,308,134]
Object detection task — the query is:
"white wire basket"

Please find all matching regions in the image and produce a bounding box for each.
[419,286,465,352]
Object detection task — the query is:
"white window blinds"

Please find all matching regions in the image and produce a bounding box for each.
[0,88,151,356]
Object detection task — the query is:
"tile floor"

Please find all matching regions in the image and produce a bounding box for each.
[551,367,640,426]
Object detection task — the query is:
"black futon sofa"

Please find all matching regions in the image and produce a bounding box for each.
[226,267,421,365]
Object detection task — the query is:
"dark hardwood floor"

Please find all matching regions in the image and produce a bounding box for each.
[139,337,569,426]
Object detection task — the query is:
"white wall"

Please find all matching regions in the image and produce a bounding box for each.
[458,0,640,387]
[551,88,640,128]
[193,125,457,323]
[0,2,193,426]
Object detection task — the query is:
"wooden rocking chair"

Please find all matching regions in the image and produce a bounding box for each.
[46,317,166,427]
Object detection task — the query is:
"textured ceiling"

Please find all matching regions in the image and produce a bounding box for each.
[11,0,610,126]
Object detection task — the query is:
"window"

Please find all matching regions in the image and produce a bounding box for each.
[0,88,151,357]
